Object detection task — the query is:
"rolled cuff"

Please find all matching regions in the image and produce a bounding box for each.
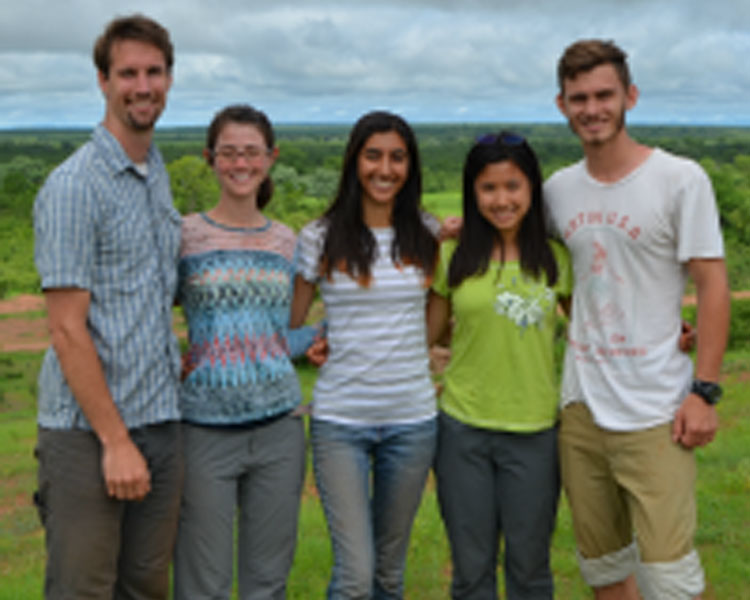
[636,549,705,600]
[577,542,637,587]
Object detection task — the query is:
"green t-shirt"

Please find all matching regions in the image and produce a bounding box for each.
[433,239,573,432]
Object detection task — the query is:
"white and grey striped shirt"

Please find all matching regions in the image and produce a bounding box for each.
[295,219,437,426]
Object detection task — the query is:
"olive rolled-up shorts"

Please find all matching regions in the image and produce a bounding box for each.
[559,402,697,564]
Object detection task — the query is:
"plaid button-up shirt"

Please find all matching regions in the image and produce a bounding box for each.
[34,124,181,430]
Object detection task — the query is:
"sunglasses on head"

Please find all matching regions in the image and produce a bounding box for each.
[475,131,526,147]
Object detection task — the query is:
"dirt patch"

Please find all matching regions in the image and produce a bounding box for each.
[0,294,45,316]
[0,318,49,353]
[0,493,34,520]
[1,296,48,352]
[0,294,185,353]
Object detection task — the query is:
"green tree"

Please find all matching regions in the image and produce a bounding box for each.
[1,155,49,217]
[167,155,219,215]
[267,164,326,230]
[301,167,338,199]
[701,155,750,289]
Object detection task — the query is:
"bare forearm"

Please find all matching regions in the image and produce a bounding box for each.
[50,322,129,446]
[45,288,150,499]
[51,320,151,498]
[426,291,450,346]
[290,275,316,328]
[671,259,728,449]
[692,261,730,381]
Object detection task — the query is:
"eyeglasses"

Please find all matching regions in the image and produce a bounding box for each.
[475,132,526,147]
[211,145,270,161]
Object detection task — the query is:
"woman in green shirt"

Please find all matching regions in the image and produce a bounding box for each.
[427,132,572,599]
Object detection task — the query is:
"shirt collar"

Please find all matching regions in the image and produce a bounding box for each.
[92,124,164,181]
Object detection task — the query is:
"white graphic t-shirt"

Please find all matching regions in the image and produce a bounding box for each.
[545,148,724,431]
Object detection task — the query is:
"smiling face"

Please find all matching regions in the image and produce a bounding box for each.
[474,160,531,244]
[556,63,637,148]
[208,122,277,203]
[357,130,410,215]
[98,39,172,136]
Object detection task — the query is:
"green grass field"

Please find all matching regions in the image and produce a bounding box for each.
[423,191,461,219]
[1,349,749,599]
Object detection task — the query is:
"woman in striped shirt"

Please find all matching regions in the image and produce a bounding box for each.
[292,111,439,599]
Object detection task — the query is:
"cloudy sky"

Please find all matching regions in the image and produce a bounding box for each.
[1,0,749,128]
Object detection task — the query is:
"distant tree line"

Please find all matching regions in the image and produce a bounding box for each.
[1,125,749,298]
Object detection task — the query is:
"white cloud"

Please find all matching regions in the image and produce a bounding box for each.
[1,0,749,126]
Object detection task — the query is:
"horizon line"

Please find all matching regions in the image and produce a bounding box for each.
[2,120,750,132]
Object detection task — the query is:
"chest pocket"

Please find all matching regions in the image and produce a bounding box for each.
[95,190,159,294]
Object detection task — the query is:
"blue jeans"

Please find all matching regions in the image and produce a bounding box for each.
[311,417,437,600]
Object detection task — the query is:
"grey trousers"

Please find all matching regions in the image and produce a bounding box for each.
[173,414,306,600]
[35,422,183,600]
[435,412,559,600]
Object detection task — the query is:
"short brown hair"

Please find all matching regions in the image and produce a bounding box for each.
[93,14,173,77]
[557,39,631,94]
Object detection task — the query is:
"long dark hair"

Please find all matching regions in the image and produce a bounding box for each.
[320,111,437,286]
[448,132,558,288]
[205,104,275,209]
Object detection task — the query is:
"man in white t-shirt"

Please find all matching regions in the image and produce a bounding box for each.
[544,39,730,600]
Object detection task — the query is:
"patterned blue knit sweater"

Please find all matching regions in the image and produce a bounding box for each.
[177,213,318,425]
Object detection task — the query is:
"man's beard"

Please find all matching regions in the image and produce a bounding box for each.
[569,106,626,146]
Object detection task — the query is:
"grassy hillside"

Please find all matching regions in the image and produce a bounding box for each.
[1,346,749,598]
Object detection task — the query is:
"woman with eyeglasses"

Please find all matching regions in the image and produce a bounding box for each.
[172,104,322,599]
[291,110,440,599]
[427,132,572,599]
